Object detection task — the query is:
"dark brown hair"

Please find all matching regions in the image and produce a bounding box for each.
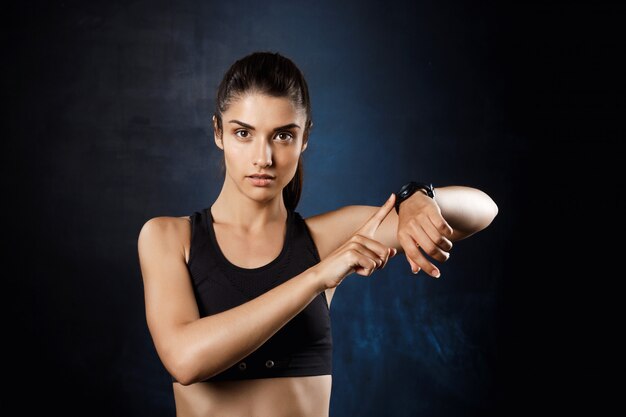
[213,51,313,211]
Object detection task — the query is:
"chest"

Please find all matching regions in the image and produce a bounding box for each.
[212,223,287,269]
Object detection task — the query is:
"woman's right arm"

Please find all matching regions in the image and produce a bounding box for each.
[137,196,396,385]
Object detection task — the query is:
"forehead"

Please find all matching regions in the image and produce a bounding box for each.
[226,93,305,124]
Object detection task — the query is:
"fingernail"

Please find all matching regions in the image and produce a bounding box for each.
[433,270,440,278]
[388,193,394,200]
[412,267,420,275]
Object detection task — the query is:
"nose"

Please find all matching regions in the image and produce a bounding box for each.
[253,139,273,168]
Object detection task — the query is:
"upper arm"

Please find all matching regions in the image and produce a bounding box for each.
[137,217,199,367]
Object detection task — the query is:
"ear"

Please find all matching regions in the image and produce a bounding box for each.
[301,137,308,154]
[212,115,224,150]
[301,124,311,154]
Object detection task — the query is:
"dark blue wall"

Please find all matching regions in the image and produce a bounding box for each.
[7,1,622,416]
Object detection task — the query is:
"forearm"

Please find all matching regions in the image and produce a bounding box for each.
[433,185,498,239]
[169,268,323,384]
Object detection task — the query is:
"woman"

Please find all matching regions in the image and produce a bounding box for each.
[137,51,498,417]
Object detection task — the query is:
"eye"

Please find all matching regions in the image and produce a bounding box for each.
[275,132,294,141]
[235,130,250,139]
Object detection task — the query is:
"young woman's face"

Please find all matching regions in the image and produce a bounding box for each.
[214,93,308,203]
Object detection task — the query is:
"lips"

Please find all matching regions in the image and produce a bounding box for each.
[248,174,275,179]
[247,175,274,187]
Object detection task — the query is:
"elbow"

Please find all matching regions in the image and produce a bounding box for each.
[447,191,498,241]
[170,365,198,387]
[163,347,203,386]
[486,197,498,226]
[176,376,198,387]
[476,195,498,232]
[164,345,227,386]
[469,195,499,235]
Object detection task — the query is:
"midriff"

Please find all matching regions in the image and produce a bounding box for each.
[172,374,332,417]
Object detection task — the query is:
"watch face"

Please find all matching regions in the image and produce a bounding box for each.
[398,182,433,201]
[399,183,412,197]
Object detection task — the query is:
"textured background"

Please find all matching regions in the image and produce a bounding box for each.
[6,1,622,416]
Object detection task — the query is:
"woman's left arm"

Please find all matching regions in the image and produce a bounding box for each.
[306,185,497,286]
[395,185,498,277]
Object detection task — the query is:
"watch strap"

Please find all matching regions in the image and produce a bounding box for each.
[394,181,435,214]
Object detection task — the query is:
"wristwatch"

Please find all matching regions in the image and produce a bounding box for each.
[394,181,435,214]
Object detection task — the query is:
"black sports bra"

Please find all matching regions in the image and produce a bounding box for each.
[181,207,332,381]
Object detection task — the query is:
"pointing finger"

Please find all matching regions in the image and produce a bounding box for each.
[358,193,396,238]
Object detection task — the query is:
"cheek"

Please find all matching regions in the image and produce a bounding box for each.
[275,149,301,170]
[223,143,246,166]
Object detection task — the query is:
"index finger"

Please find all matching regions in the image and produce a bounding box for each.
[358,193,396,238]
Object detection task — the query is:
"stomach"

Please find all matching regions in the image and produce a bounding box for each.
[172,374,332,417]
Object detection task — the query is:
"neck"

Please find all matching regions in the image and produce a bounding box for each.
[211,175,288,233]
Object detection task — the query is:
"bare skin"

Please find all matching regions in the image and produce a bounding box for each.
[172,374,331,417]
[160,200,393,417]
[138,93,498,416]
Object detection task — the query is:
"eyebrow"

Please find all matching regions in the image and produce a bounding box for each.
[228,119,301,131]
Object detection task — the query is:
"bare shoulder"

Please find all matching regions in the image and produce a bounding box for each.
[303,205,378,260]
[137,215,192,264]
[138,215,191,243]
[138,215,200,351]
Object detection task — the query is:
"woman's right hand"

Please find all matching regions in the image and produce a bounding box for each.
[312,193,399,290]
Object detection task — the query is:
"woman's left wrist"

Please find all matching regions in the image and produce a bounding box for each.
[394,181,435,214]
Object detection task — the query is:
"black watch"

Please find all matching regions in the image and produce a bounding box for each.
[394,181,435,214]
